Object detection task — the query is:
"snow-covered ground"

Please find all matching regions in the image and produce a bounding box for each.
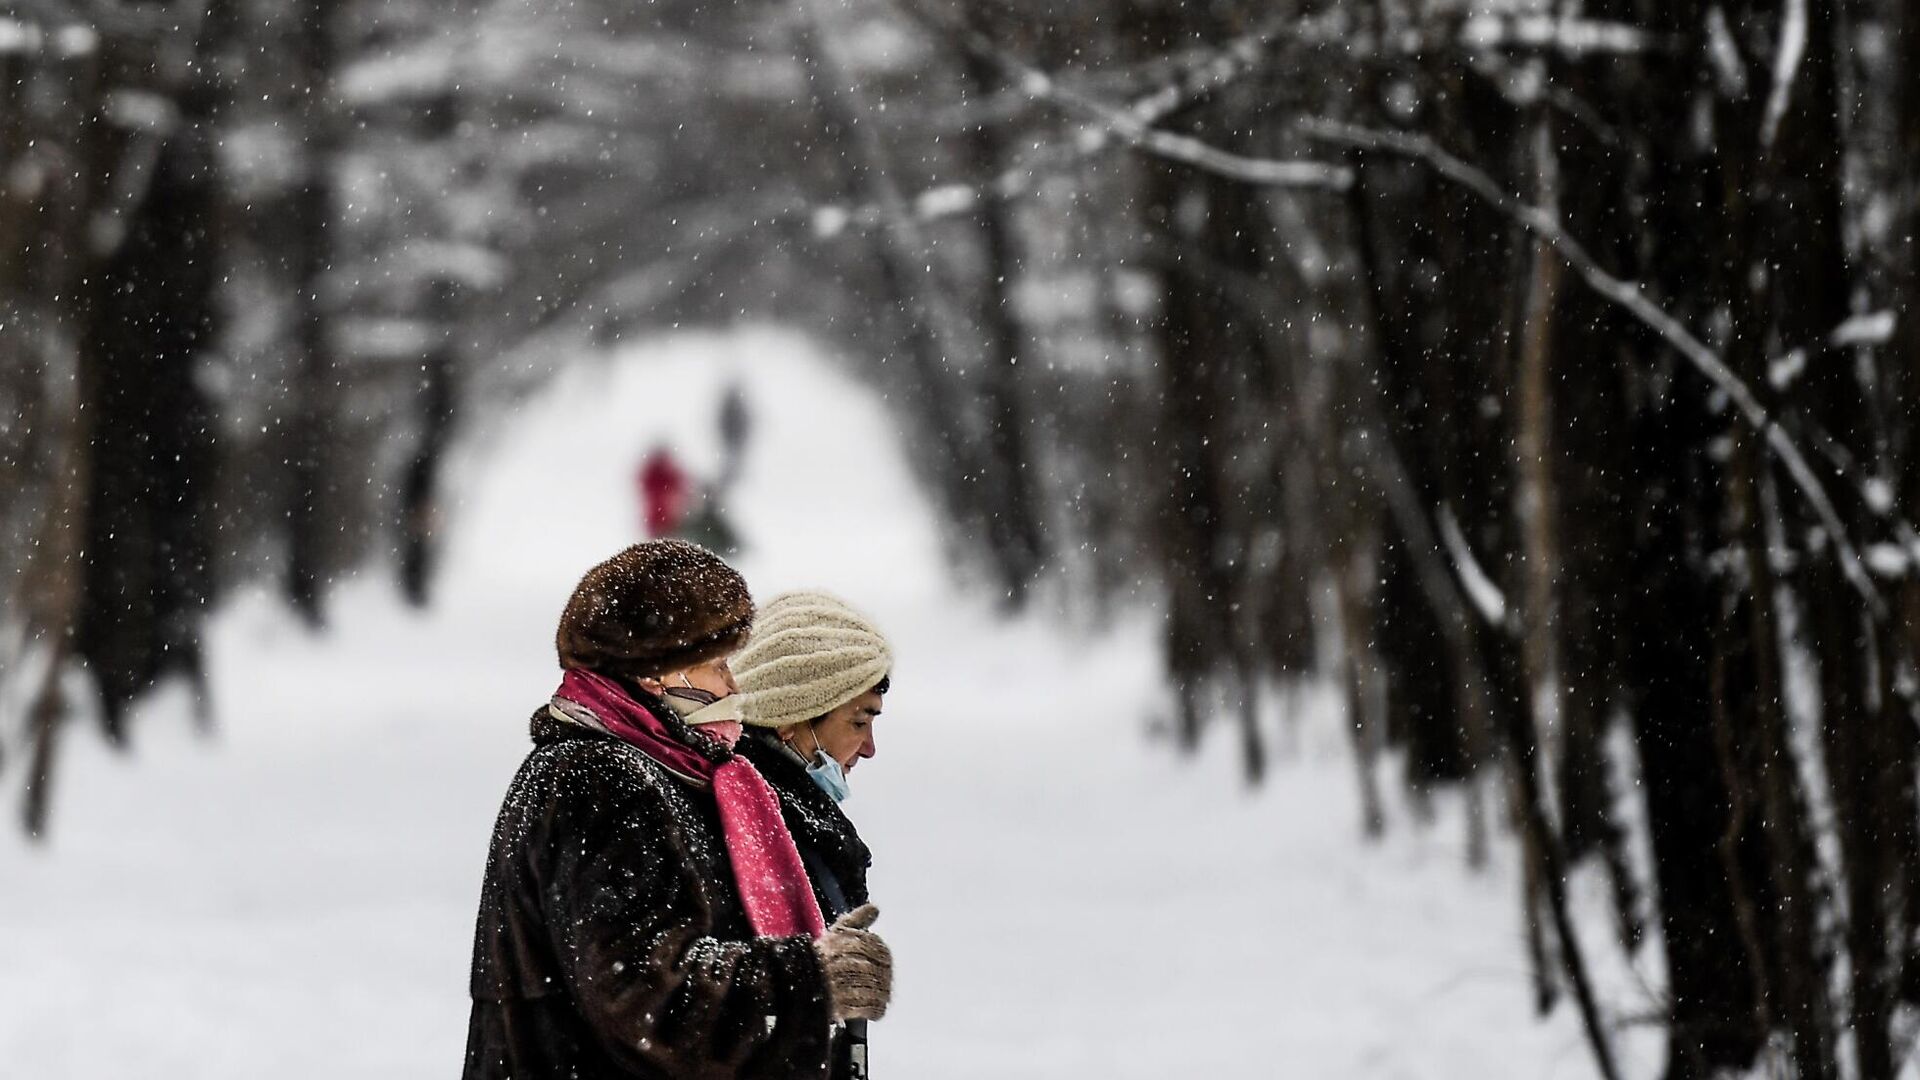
[1,329,1632,1077]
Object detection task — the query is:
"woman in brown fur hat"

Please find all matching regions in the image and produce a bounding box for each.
[463,540,892,1080]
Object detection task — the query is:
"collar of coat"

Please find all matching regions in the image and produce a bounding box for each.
[736,730,872,904]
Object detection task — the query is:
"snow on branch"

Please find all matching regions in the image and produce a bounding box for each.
[993,69,1351,191]
[0,16,40,54]
[1120,8,1336,129]
[1101,7,1667,92]
[809,20,1348,238]
[1436,504,1509,627]
[1344,425,1485,645]
[809,7,1665,240]
[338,46,458,107]
[1830,310,1896,348]
[103,89,179,133]
[1089,111,1354,190]
[1139,8,1670,64]
[898,4,1352,192]
[1453,13,1662,57]
[846,4,1660,233]
[1301,119,1885,615]
[1760,0,1809,148]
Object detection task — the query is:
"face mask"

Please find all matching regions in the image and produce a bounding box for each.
[799,720,851,802]
[659,683,743,728]
[807,751,851,803]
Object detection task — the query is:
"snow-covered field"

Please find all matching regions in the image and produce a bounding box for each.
[1,330,1629,1077]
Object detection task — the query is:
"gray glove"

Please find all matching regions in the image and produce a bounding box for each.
[814,903,893,1022]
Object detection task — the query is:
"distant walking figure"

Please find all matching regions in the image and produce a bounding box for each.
[716,381,753,494]
[677,386,752,556]
[636,445,691,538]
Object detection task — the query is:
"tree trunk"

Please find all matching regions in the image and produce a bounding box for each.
[76,114,220,740]
[283,0,341,626]
[958,52,1049,606]
[18,34,107,837]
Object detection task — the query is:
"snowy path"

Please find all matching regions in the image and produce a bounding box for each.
[1,331,1610,1078]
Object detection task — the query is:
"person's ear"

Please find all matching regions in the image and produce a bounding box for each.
[634,675,667,698]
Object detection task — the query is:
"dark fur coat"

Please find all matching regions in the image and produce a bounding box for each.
[463,709,833,1080]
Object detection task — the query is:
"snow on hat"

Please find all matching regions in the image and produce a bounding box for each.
[556,540,755,679]
[734,590,892,729]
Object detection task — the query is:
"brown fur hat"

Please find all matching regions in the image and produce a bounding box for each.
[556,540,755,678]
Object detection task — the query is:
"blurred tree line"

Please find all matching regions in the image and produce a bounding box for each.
[810,3,1920,1079]
[6,0,1920,1076]
[0,0,887,831]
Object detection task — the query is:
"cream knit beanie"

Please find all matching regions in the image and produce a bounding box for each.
[735,590,892,729]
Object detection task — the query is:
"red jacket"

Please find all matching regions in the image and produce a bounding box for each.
[638,451,691,537]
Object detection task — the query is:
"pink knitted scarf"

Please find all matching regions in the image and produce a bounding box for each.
[553,669,827,940]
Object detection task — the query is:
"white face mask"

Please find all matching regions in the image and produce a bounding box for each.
[659,682,743,727]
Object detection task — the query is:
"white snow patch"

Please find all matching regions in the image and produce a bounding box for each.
[811,204,851,240]
[0,17,41,54]
[54,24,95,56]
[103,90,179,133]
[1457,15,1654,56]
[1864,476,1895,515]
[1866,543,1909,579]
[911,183,976,220]
[1769,347,1807,390]
[1705,8,1750,99]
[1831,310,1896,348]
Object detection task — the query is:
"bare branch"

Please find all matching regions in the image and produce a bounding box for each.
[1452,13,1667,57]
[1302,119,1884,615]
[833,4,1662,232]
[898,4,1353,192]
[996,62,1352,190]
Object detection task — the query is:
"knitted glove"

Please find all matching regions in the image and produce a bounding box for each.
[814,903,892,1022]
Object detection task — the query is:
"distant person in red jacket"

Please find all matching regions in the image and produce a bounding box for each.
[637,446,692,538]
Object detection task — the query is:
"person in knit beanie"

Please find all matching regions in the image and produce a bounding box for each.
[730,590,893,1080]
[735,590,893,793]
[464,544,892,1080]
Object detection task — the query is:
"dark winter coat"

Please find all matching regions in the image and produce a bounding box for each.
[463,709,834,1080]
[735,732,871,921]
[734,732,874,1080]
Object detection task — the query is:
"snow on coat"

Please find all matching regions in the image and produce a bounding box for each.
[463,709,833,1080]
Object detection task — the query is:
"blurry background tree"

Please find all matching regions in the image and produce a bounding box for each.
[5,0,1920,1076]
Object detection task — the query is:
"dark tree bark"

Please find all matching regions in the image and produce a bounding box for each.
[1890,0,1920,1008]
[1144,150,1266,773]
[283,0,342,626]
[17,34,108,837]
[76,120,220,740]
[1625,446,1768,1076]
[400,285,458,607]
[957,51,1050,607]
